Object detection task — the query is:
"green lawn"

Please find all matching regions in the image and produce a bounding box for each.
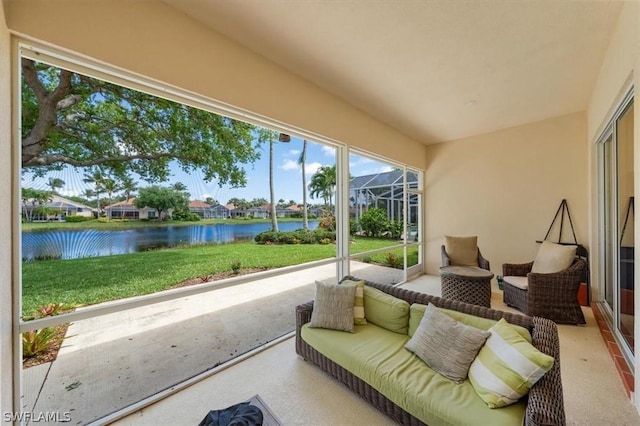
[21,237,402,316]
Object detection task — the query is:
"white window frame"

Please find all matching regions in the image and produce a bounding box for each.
[13,40,425,422]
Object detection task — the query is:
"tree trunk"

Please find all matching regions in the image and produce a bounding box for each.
[269,140,279,232]
[301,140,308,231]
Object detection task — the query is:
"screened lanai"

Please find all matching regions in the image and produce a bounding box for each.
[349,169,419,227]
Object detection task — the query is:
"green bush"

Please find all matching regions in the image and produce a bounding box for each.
[349,219,358,235]
[384,252,403,269]
[318,214,336,231]
[64,215,91,223]
[171,209,201,222]
[23,328,57,358]
[359,208,390,238]
[388,220,404,240]
[254,229,336,245]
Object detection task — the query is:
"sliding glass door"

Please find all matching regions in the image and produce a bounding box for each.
[599,92,634,362]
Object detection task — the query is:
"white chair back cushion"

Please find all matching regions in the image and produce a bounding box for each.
[531,241,577,274]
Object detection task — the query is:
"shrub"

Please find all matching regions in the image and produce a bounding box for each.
[254,229,336,245]
[384,252,403,269]
[349,219,358,235]
[171,209,201,221]
[359,208,390,238]
[38,303,67,318]
[22,302,71,359]
[318,214,336,231]
[231,260,242,274]
[64,215,91,223]
[22,328,57,358]
[388,220,404,240]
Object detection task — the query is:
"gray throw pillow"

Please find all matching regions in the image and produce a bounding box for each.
[309,281,357,332]
[405,303,490,383]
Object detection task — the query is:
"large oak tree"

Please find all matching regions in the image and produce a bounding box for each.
[21,59,261,187]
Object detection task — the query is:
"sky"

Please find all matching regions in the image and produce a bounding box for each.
[22,135,395,205]
[21,61,398,205]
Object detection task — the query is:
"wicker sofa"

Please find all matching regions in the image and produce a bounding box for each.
[295,277,566,426]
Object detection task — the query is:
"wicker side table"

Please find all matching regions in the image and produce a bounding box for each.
[439,266,494,308]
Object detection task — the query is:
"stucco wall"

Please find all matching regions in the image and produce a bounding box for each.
[424,112,588,276]
[585,0,640,411]
[0,0,430,419]
[4,0,426,170]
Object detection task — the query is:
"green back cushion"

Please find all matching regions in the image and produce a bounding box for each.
[363,286,410,334]
[408,304,532,342]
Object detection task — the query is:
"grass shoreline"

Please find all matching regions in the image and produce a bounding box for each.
[22,237,416,316]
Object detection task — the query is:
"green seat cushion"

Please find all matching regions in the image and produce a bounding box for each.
[363,285,410,334]
[301,323,526,426]
[408,303,532,343]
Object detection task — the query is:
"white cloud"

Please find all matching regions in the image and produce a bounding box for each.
[281,159,300,171]
[321,145,336,156]
[288,149,301,157]
[281,160,323,176]
[305,162,322,175]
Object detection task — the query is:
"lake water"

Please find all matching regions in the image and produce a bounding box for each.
[22,221,319,261]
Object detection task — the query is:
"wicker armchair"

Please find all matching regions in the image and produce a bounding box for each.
[441,245,490,270]
[502,258,586,324]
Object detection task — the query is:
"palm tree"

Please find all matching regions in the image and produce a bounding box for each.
[173,182,188,193]
[83,168,105,217]
[47,177,65,195]
[309,165,337,208]
[21,188,52,222]
[120,175,137,202]
[298,140,309,230]
[81,188,94,204]
[269,136,279,231]
[101,178,119,220]
[258,129,283,231]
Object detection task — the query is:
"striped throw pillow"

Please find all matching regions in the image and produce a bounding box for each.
[468,318,554,408]
[342,279,367,325]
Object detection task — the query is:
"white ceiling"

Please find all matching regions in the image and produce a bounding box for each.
[163,0,623,144]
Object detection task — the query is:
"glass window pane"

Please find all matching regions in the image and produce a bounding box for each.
[21,273,320,423]
[616,102,634,353]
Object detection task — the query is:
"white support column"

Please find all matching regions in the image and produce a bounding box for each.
[336,146,350,279]
[0,7,16,421]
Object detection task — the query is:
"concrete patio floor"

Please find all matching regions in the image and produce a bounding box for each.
[23,262,401,425]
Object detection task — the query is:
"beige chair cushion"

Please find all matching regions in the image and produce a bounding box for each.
[445,235,479,267]
[504,276,528,290]
[531,241,577,274]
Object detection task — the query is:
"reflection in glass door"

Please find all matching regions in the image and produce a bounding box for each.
[616,102,634,353]
[599,94,634,362]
